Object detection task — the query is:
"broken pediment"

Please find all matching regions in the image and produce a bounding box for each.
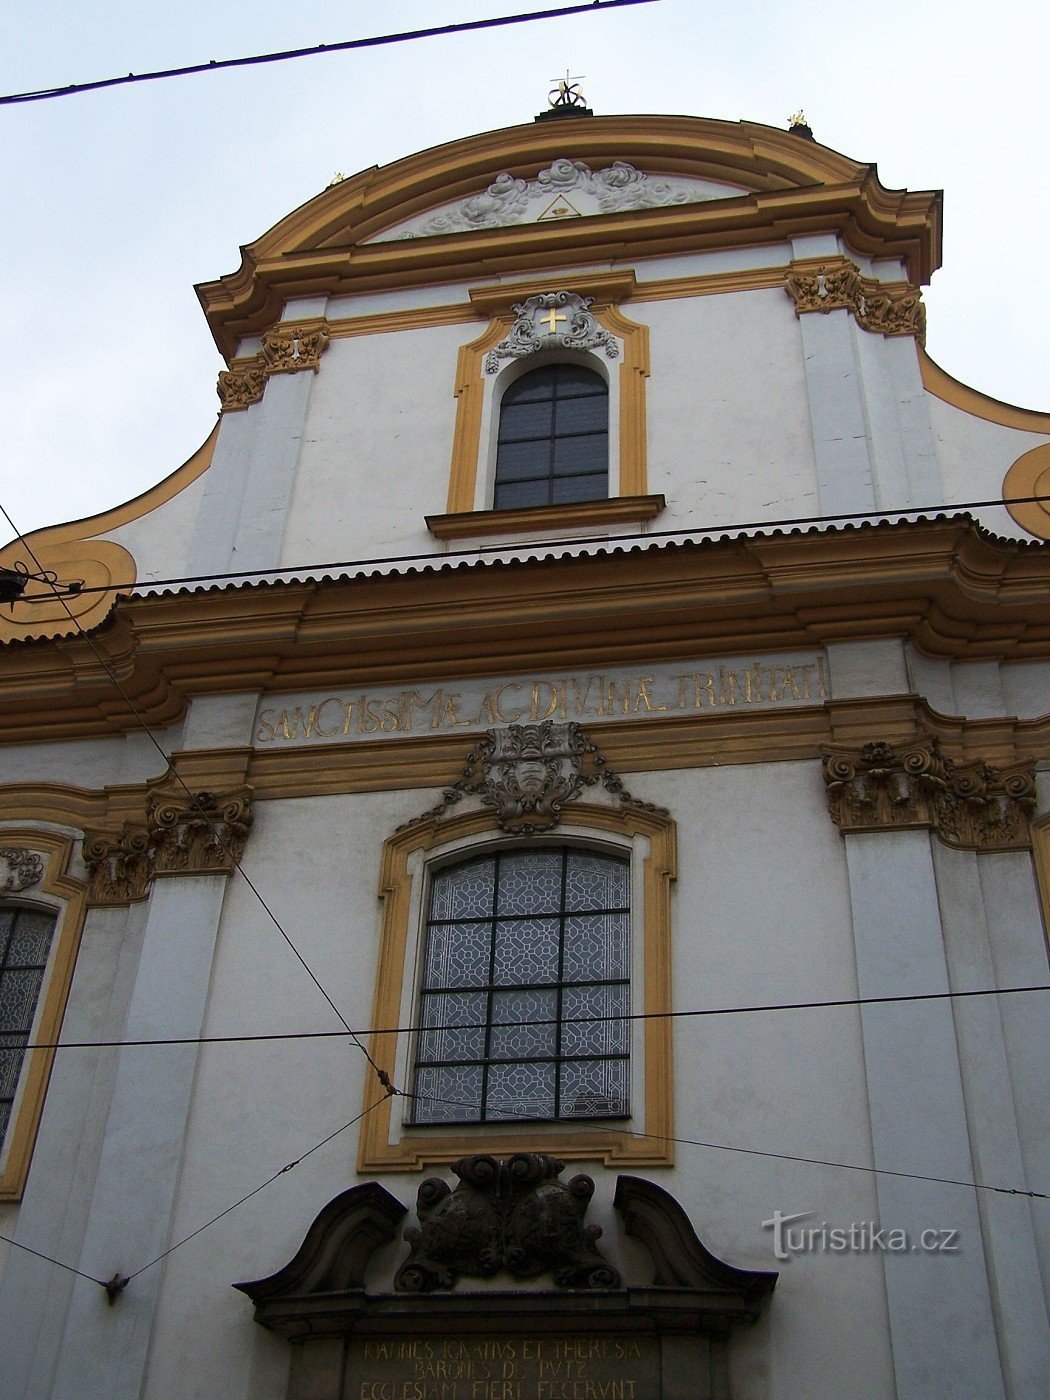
[235,1161,775,1399]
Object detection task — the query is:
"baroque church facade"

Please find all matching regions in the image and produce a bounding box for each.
[0,104,1047,1399]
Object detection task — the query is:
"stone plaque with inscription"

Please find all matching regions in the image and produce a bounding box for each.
[236,1168,776,1400]
[350,1333,657,1400]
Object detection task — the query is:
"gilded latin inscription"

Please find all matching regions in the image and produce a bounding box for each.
[254,656,828,747]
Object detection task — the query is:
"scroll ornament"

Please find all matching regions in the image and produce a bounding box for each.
[785,257,926,340]
[400,720,664,835]
[485,292,619,373]
[822,739,1036,851]
[395,1153,620,1293]
[83,786,254,904]
[217,321,331,411]
[0,848,45,893]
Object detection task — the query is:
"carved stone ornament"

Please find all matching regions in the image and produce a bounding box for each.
[785,256,926,340]
[485,292,619,373]
[261,322,331,374]
[148,786,254,877]
[217,321,331,412]
[83,786,254,904]
[82,827,152,906]
[235,1172,776,1400]
[378,158,704,242]
[395,1153,620,1293]
[0,847,45,893]
[822,739,1036,851]
[401,720,665,835]
[217,362,267,412]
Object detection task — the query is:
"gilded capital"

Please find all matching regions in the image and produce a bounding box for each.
[261,321,331,374]
[83,786,254,903]
[786,256,925,340]
[82,827,151,906]
[217,361,267,412]
[148,786,254,877]
[822,739,1035,851]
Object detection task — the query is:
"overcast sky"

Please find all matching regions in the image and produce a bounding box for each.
[2,0,1046,541]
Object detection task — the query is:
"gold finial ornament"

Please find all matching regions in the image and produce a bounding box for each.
[327,172,346,187]
[788,110,807,129]
[548,70,587,109]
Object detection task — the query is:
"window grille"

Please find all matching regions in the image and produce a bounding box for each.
[412,847,629,1124]
[0,906,57,1150]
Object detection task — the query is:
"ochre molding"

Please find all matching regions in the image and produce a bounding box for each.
[427,494,665,540]
[0,427,218,646]
[445,289,649,513]
[785,256,925,340]
[821,738,1037,851]
[1032,813,1050,942]
[1,520,1049,744]
[357,801,676,1173]
[196,114,941,357]
[468,271,639,318]
[1002,443,1050,540]
[919,348,1050,433]
[83,782,254,906]
[218,320,331,412]
[0,831,88,1201]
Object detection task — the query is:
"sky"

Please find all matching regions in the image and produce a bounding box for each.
[2,0,1047,539]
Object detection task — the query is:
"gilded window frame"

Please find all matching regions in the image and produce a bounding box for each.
[0,831,88,1201]
[358,802,676,1172]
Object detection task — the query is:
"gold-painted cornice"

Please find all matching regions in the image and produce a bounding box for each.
[196,115,941,359]
[0,520,1047,745]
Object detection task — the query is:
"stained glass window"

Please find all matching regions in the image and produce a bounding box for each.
[412,847,630,1124]
[0,906,57,1151]
[493,365,609,510]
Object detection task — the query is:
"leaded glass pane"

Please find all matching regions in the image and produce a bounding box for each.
[5,910,54,968]
[562,912,629,983]
[418,992,487,1062]
[561,1058,629,1118]
[495,439,553,482]
[552,434,606,477]
[0,969,44,1034]
[553,366,607,398]
[414,847,630,1125]
[489,990,557,1060]
[486,1061,556,1120]
[492,918,560,986]
[552,473,607,504]
[554,395,606,435]
[498,400,554,442]
[494,478,546,510]
[429,859,495,921]
[565,853,628,911]
[413,1066,483,1123]
[0,1102,9,1145]
[561,983,629,1058]
[0,1038,26,1099]
[504,367,557,403]
[496,851,562,915]
[423,922,491,989]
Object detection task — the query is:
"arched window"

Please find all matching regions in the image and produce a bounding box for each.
[0,904,58,1152]
[412,846,629,1124]
[493,365,609,510]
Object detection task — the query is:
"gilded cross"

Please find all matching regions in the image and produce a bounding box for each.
[541,307,567,333]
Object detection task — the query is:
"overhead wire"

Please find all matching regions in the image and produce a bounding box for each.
[3,494,1048,605]
[0,1,661,107]
[0,498,395,1099]
[400,1089,1049,1201]
[15,982,1050,1055]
